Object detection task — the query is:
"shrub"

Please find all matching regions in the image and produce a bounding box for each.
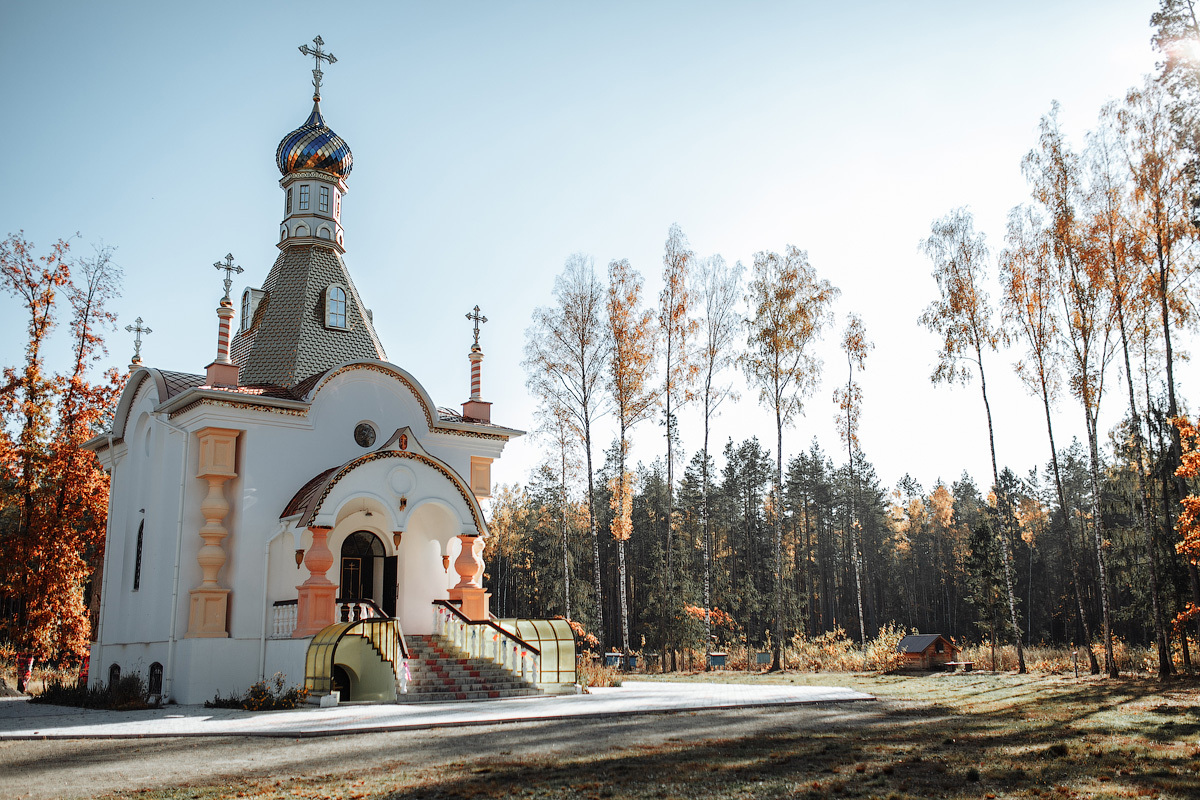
[863,623,909,673]
[576,657,622,690]
[32,673,153,711]
[205,672,308,711]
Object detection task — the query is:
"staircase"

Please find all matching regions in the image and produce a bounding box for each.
[401,633,542,703]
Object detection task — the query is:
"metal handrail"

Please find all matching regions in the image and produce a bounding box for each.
[432,600,542,683]
[434,600,541,655]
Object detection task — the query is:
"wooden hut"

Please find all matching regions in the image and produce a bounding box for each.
[896,633,961,669]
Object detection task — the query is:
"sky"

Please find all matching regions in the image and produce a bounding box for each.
[0,0,1189,502]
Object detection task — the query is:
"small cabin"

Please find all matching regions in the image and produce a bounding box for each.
[896,633,960,669]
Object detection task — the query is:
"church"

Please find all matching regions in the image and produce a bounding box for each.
[84,38,574,705]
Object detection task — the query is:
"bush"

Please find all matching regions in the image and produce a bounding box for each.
[863,623,909,673]
[576,657,622,690]
[205,672,308,711]
[32,673,153,711]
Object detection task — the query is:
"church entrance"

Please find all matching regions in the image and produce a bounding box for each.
[338,530,397,617]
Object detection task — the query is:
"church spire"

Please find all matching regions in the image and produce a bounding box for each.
[228,37,385,389]
[461,305,491,423]
[205,254,241,388]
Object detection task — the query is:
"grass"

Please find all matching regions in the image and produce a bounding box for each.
[82,669,1200,800]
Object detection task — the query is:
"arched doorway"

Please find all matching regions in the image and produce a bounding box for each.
[339,530,395,615]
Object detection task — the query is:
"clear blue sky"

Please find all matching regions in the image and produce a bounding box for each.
[0,1,1181,498]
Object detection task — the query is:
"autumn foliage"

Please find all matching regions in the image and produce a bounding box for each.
[0,232,121,663]
[1173,416,1200,629]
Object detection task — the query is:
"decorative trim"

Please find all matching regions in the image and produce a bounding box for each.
[169,397,309,421]
[306,449,487,536]
[309,363,508,440]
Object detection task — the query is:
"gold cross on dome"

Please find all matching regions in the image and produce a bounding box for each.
[213,253,243,302]
[125,316,152,360]
[466,305,488,346]
[298,35,337,100]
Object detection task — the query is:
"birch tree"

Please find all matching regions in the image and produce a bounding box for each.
[523,255,610,644]
[919,208,1027,674]
[695,254,742,656]
[1000,202,1101,673]
[606,258,658,656]
[658,224,698,664]
[744,245,838,670]
[1088,104,1173,677]
[834,313,871,653]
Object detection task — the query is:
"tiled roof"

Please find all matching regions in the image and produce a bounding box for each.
[229,244,386,389]
[158,370,205,399]
[281,466,339,520]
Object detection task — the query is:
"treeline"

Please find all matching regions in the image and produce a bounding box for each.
[487,4,1200,677]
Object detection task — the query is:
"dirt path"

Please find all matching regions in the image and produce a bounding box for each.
[0,702,889,799]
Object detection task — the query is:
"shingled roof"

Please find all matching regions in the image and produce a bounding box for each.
[229,243,386,389]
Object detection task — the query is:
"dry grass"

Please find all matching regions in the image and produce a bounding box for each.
[0,642,79,694]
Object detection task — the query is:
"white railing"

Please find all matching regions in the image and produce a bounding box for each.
[433,602,540,684]
[271,600,298,638]
[338,599,384,623]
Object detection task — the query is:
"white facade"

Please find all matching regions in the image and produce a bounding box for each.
[86,82,520,704]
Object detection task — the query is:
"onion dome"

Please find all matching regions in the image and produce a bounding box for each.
[275,101,353,178]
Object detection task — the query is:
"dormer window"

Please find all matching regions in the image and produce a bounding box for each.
[325,285,348,329]
[286,188,293,215]
[299,185,310,211]
[319,186,330,213]
[240,290,251,332]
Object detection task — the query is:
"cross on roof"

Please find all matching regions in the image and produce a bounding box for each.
[213,253,243,302]
[125,316,151,361]
[298,35,337,100]
[466,305,488,347]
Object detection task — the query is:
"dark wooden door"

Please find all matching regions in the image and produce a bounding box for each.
[382,556,397,617]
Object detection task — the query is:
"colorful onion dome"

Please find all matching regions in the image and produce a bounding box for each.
[275,101,353,178]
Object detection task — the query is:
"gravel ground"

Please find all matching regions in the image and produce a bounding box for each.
[0,701,889,799]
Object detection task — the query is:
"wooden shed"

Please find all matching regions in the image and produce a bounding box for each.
[896,633,960,669]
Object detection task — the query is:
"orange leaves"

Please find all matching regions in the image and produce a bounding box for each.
[1173,416,1200,567]
[0,231,119,662]
[607,258,658,432]
[608,471,633,542]
[918,208,1000,387]
[744,245,838,423]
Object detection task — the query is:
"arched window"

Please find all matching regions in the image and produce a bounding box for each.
[132,519,144,591]
[148,662,163,696]
[108,663,121,687]
[325,285,347,329]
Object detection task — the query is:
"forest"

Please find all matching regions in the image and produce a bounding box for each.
[491,3,1200,679]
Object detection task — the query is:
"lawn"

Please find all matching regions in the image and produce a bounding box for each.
[68,671,1200,799]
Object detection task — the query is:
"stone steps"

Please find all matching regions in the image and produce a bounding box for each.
[398,633,541,703]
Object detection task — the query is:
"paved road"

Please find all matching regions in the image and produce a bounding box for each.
[0,681,876,799]
[0,698,887,800]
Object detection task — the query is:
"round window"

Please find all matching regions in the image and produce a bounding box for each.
[354,423,376,448]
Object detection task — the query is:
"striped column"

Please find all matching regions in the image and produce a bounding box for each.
[214,301,235,364]
[205,299,240,387]
[469,345,484,401]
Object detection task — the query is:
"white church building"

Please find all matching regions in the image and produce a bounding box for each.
[84,38,573,705]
